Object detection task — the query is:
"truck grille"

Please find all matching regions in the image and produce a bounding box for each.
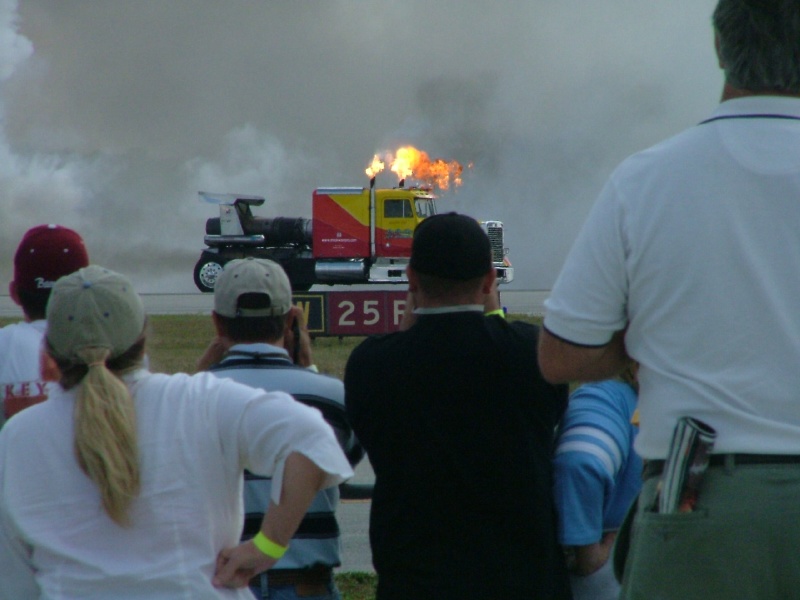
[482,221,505,263]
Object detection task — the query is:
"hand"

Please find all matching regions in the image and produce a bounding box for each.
[212,540,276,589]
[214,453,325,588]
[483,277,501,314]
[196,337,233,372]
[284,306,313,367]
[570,531,617,576]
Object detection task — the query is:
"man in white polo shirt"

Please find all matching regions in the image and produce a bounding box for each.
[538,1,800,598]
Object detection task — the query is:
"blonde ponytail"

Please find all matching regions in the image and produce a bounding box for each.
[73,346,141,527]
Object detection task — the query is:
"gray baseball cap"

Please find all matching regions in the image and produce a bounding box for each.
[214,258,292,318]
[46,265,146,361]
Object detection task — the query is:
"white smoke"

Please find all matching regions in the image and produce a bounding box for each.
[0,0,29,80]
[0,0,721,292]
[186,124,314,210]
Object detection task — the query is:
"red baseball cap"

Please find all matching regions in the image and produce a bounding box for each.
[13,224,89,293]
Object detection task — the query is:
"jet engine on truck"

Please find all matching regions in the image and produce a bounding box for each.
[193,180,513,292]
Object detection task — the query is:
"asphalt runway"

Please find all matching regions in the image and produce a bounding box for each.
[338,460,376,573]
[0,289,548,318]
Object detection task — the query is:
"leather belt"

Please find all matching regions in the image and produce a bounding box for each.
[643,453,800,480]
[250,565,333,588]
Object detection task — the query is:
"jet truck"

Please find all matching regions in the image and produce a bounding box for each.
[194,180,513,292]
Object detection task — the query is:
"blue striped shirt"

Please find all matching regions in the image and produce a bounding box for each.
[210,343,363,570]
[554,380,641,546]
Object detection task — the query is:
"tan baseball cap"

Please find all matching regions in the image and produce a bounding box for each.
[46,265,146,362]
[213,258,292,318]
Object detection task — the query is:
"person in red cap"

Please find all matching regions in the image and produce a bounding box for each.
[0,224,89,426]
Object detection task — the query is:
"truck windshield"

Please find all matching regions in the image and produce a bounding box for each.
[415,199,436,218]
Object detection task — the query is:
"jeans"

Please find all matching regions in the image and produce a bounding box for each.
[249,573,341,600]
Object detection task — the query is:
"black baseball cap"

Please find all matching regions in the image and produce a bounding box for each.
[409,212,492,280]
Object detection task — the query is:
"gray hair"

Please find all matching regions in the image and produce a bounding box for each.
[713,0,800,93]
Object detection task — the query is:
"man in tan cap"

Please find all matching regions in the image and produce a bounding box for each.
[0,224,89,426]
[198,257,363,600]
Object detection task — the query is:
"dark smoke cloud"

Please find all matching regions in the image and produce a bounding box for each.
[0,0,719,292]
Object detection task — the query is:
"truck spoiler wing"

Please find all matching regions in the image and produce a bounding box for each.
[198,191,265,207]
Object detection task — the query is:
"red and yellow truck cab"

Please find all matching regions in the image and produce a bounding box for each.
[312,184,435,260]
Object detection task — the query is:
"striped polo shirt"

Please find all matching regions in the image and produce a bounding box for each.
[210,342,363,570]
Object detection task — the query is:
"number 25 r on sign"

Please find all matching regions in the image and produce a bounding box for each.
[328,291,407,335]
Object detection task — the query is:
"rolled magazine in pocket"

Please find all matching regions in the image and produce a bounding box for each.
[657,417,717,514]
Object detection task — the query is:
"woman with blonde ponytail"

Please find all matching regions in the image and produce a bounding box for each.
[71,345,141,527]
[0,266,352,599]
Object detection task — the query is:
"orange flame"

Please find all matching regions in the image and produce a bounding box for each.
[365,154,385,178]
[365,146,465,191]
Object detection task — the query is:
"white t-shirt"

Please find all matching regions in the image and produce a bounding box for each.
[544,96,800,458]
[0,368,353,599]
[0,320,49,427]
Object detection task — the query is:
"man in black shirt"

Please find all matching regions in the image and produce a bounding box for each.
[345,213,571,599]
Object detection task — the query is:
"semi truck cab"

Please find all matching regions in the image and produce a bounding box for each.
[194,185,512,292]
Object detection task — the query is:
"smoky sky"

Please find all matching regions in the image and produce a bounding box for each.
[0,0,720,292]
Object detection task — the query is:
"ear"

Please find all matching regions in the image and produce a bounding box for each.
[406,265,419,292]
[481,268,497,295]
[211,312,226,337]
[282,311,295,336]
[714,31,724,69]
[8,281,21,307]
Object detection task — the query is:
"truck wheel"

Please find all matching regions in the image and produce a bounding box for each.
[194,258,224,293]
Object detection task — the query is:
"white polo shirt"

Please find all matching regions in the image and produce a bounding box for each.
[544,96,800,458]
[0,369,353,599]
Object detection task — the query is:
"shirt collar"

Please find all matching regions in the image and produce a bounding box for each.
[121,368,150,386]
[225,342,289,359]
[28,319,48,333]
[713,95,800,120]
[413,305,484,315]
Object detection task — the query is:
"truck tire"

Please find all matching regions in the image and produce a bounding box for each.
[194,258,225,293]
